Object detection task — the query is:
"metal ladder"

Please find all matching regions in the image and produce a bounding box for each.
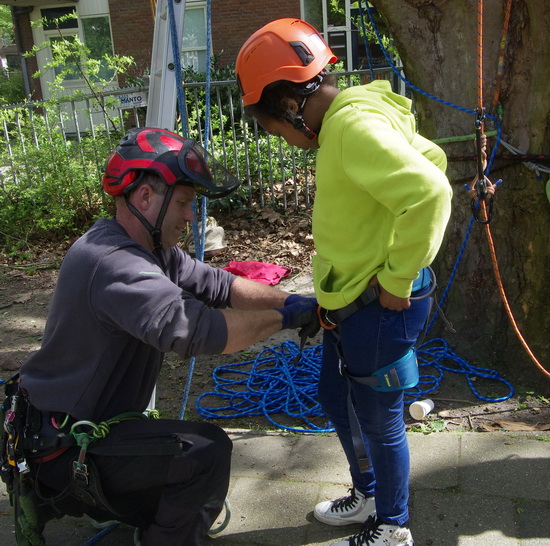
[145,0,186,412]
[145,0,187,131]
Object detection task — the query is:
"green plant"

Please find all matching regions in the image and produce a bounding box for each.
[0,71,25,105]
[409,419,448,433]
[329,0,399,64]
[0,104,120,255]
[25,11,134,131]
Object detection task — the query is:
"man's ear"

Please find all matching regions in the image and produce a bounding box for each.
[133,183,155,210]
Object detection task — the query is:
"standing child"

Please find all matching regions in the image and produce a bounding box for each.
[236,19,452,546]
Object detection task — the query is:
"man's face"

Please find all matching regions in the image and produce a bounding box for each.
[154,184,196,248]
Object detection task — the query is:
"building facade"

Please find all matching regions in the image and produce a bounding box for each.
[2,0,383,103]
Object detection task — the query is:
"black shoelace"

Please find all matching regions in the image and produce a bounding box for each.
[330,488,360,513]
[349,515,382,546]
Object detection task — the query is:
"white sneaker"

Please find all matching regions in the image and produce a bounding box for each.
[331,515,414,545]
[314,487,376,526]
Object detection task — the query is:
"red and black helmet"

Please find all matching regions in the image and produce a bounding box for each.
[102,127,241,199]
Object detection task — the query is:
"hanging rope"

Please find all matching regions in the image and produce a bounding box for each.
[362,2,497,124]
[177,0,211,421]
[474,0,549,379]
[491,0,513,114]
[362,1,548,380]
[357,1,376,81]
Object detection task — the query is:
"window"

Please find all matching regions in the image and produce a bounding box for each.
[81,17,115,80]
[181,3,208,73]
[301,0,389,71]
[40,6,115,82]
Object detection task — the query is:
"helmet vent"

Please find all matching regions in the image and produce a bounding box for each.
[289,41,314,66]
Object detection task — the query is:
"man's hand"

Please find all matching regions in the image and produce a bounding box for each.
[277,296,318,329]
[370,277,410,311]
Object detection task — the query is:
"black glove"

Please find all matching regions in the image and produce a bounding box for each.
[298,310,321,342]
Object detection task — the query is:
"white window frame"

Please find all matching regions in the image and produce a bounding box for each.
[30,1,115,98]
[181,0,209,74]
[300,0,354,71]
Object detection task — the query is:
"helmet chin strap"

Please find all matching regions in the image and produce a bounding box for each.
[124,185,175,265]
[289,96,318,140]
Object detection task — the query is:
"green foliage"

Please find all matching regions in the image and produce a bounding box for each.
[0,104,121,256]
[179,58,315,212]
[26,11,134,130]
[0,45,315,256]
[0,5,14,43]
[0,71,25,105]
[329,1,398,61]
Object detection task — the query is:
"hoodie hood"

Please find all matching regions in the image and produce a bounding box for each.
[322,80,417,145]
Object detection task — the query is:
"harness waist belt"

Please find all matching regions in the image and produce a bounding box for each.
[342,348,420,392]
[324,267,433,326]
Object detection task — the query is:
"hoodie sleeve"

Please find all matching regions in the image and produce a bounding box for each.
[341,116,452,297]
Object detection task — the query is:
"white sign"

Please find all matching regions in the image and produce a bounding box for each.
[119,91,148,109]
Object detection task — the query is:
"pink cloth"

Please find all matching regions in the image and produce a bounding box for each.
[222,260,291,285]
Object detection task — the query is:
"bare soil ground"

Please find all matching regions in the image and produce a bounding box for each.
[1,209,549,434]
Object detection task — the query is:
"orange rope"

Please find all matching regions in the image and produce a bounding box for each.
[476,1,549,379]
[476,0,484,114]
[492,0,513,113]
[480,203,550,378]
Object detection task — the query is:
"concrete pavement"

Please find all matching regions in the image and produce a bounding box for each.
[1,430,549,545]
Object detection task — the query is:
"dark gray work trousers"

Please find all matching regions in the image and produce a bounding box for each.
[33,419,232,545]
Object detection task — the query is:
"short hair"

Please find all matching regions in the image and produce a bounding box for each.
[137,172,168,195]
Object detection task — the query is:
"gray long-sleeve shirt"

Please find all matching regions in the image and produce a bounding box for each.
[20,218,235,421]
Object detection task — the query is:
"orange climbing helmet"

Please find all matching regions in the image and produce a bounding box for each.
[236,18,337,106]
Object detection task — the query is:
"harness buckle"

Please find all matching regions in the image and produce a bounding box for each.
[318,306,338,330]
[72,461,89,486]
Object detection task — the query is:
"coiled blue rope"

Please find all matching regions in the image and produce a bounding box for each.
[196,334,514,432]
[196,341,334,433]
[410,338,514,403]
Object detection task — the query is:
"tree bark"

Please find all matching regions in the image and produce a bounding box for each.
[372,0,550,391]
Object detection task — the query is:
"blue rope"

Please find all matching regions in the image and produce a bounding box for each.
[196,341,334,433]
[180,0,211,419]
[362,3,496,122]
[166,0,188,138]
[409,338,514,403]
[357,1,376,81]
[81,524,120,546]
[196,335,514,432]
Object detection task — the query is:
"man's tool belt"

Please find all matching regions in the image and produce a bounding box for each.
[1,375,183,521]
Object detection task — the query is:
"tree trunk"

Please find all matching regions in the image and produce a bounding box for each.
[371,0,550,391]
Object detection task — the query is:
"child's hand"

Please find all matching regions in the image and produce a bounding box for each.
[370,277,410,311]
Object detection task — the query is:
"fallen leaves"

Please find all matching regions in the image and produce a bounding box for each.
[478,420,550,432]
[206,208,315,273]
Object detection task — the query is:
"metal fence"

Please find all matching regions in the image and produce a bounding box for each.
[0,67,403,210]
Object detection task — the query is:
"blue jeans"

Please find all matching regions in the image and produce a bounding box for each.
[318,286,431,526]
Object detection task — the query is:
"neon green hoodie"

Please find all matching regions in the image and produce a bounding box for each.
[312,80,452,310]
